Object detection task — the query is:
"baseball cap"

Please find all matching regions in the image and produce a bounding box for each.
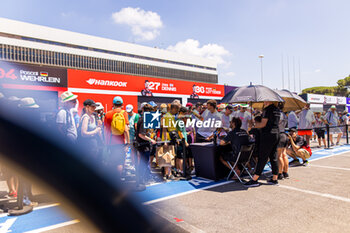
[126,104,133,113]
[330,105,336,109]
[186,102,193,108]
[60,91,78,103]
[83,99,98,107]
[226,105,234,111]
[160,103,167,113]
[218,103,226,109]
[95,102,104,111]
[149,101,157,108]
[240,104,249,108]
[140,102,148,110]
[113,96,123,105]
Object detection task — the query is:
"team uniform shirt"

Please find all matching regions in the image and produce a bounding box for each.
[141,88,153,96]
[196,109,222,138]
[325,111,339,126]
[236,111,251,131]
[262,104,280,135]
[104,108,129,145]
[223,128,250,156]
[190,92,199,99]
[288,111,299,128]
[56,108,78,140]
[298,109,315,129]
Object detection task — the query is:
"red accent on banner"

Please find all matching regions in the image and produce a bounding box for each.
[2,83,67,92]
[68,69,224,97]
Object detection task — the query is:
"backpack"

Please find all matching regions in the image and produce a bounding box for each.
[55,109,73,135]
[111,110,126,135]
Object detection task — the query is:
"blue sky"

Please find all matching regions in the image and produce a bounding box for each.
[1,0,350,92]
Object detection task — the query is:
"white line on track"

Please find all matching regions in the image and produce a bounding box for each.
[310,164,350,171]
[143,180,233,205]
[279,185,350,203]
[143,147,350,205]
[309,150,350,162]
[23,220,80,233]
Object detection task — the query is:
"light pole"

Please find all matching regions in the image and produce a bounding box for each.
[258,55,264,85]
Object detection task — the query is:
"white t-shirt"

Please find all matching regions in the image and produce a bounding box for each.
[325,111,339,126]
[231,110,239,118]
[196,109,222,138]
[221,113,232,130]
[56,108,78,140]
[298,109,315,129]
[236,111,251,131]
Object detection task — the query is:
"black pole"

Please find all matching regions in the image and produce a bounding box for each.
[346,124,349,145]
[326,124,330,149]
[182,138,186,177]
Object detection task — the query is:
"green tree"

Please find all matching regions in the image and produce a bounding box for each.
[302,75,350,96]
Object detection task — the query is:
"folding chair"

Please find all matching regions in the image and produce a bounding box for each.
[226,144,255,183]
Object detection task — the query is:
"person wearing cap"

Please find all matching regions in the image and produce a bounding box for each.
[186,102,193,111]
[160,103,168,115]
[218,103,226,113]
[56,91,78,143]
[104,96,130,176]
[149,101,158,112]
[94,102,105,122]
[325,105,342,146]
[126,104,140,144]
[231,104,239,118]
[236,104,252,131]
[79,99,102,160]
[17,98,40,207]
[298,103,316,146]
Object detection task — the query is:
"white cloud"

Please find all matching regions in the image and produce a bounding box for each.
[224,72,236,77]
[112,7,163,41]
[167,39,230,64]
[314,69,321,73]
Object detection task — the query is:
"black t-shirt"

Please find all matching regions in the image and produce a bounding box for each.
[136,117,151,151]
[223,128,250,156]
[290,135,307,148]
[262,104,280,135]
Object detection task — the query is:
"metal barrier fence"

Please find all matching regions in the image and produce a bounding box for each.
[287,124,349,149]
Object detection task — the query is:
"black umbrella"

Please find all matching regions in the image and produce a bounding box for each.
[221,84,284,104]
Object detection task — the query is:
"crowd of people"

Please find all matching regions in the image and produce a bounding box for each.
[1,90,349,194]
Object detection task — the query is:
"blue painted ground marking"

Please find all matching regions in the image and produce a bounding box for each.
[0,205,74,233]
[136,145,350,204]
[3,145,350,232]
